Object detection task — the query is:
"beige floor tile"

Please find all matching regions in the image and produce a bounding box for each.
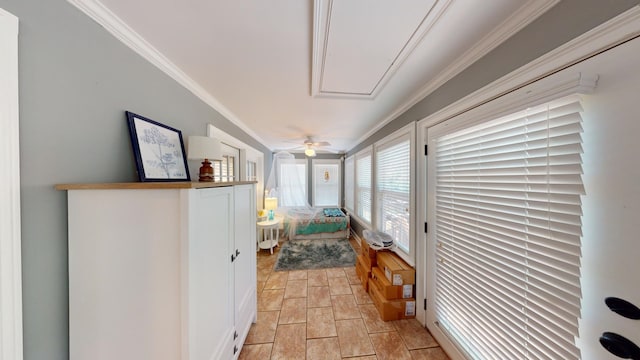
[257,267,272,282]
[307,269,329,287]
[369,332,413,360]
[349,356,378,360]
[279,298,307,324]
[359,304,396,333]
[410,347,450,360]
[328,276,352,295]
[271,323,306,360]
[238,343,272,359]
[332,294,361,320]
[326,267,347,278]
[245,311,280,344]
[351,283,373,304]
[284,279,308,299]
[307,286,332,308]
[306,307,337,339]
[346,267,361,285]
[393,319,439,350]
[306,337,341,360]
[264,271,288,290]
[258,289,284,311]
[335,318,375,357]
[288,269,308,280]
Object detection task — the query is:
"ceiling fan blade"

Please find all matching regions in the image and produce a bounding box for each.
[312,141,331,147]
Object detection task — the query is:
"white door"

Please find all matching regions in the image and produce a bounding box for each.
[421,31,640,360]
[0,8,22,360]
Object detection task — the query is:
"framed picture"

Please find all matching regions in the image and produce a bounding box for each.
[126,111,190,182]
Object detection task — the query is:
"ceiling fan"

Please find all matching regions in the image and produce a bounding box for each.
[299,137,331,157]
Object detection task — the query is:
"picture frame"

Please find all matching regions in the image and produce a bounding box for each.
[126,111,190,182]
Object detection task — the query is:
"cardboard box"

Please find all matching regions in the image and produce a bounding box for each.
[360,240,378,261]
[368,278,416,321]
[355,254,371,291]
[376,251,415,285]
[371,266,414,300]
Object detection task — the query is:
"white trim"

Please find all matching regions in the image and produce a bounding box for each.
[417,5,640,130]
[67,0,270,151]
[355,0,560,146]
[0,8,22,360]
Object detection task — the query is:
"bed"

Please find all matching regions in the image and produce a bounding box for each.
[280,207,350,240]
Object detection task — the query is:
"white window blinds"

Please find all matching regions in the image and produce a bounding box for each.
[376,136,411,254]
[344,156,355,212]
[432,95,584,360]
[356,151,372,223]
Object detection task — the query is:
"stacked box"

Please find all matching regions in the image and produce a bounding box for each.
[376,252,416,286]
[355,254,372,291]
[360,240,378,264]
[368,278,416,321]
[371,266,414,300]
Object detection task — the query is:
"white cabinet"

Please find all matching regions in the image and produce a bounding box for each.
[62,182,256,360]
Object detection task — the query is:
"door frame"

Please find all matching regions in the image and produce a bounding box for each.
[0,7,22,360]
[416,5,640,359]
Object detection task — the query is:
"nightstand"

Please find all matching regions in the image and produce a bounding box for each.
[257,217,281,254]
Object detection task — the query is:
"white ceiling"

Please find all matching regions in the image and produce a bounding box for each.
[71,0,558,154]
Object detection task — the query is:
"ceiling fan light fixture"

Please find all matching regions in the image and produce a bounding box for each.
[305,148,316,157]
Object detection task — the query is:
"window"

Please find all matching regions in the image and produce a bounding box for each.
[246,160,257,181]
[344,155,355,212]
[355,149,372,223]
[376,134,411,255]
[279,159,307,207]
[312,159,341,207]
[429,95,584,359]
[214,143,239,182]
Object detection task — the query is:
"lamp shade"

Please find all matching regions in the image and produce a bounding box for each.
[187,136,222,160]
[264,197,278,211]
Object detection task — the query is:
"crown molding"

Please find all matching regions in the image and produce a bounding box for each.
[67,0,270,150]
[0,7,23,360]
[355,0,560,146]
[417,5,640,130]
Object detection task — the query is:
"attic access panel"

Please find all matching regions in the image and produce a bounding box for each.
[312,0,443,98]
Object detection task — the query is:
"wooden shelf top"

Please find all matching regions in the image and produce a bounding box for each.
[55,181,257,191]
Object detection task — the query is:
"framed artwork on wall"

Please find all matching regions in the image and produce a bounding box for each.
[126,111,190,182]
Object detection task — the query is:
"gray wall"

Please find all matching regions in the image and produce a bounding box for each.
[0,0,270,358]
[346,0,639,236]
[348,0,639,156]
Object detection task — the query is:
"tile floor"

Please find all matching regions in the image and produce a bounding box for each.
[240,238,450,360]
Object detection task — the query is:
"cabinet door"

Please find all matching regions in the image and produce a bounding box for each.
[233,184,257,350]
[188,187,234,360]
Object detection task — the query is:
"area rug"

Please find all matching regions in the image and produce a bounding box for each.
[274,238,356,271]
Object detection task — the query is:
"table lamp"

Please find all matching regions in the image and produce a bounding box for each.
[188,136,222,182]
[265,197,278,221]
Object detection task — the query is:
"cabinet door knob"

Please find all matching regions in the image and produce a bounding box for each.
[233,330,238,340]
[233,345,238,354]
[231,253,235,262]
[236,249,240,258]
